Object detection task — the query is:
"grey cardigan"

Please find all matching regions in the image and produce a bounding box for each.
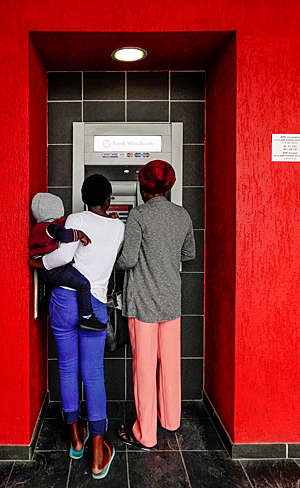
[117,196,195,323]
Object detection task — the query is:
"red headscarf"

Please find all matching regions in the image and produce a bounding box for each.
[138,160,176,194]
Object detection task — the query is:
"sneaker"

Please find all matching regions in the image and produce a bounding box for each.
[80,313,107,331]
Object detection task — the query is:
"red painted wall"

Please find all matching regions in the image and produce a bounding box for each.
[0,0,299,445]
[205,35,236,440]
[29,39,48,436]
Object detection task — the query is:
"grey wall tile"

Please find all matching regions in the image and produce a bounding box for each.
[48,72,82,100]
[127,101,169,121]
[48,145,72,186]
[171,72,205,100]
[83,101,125,121]
[127,72,169,100]
[183,187,205,229]
[181,316,204,357]
[48,102,81,144]
[171,102,205,143]
[104,359,125,400]
[182,230,204,272]
[84,72,125,100]
[48,187,72,216]
[183,144,204,186]
[181,273,204,315]
[182,359,203,399]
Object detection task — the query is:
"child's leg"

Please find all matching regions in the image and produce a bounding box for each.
[39,265,93,317]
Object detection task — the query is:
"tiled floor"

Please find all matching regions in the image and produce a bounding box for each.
[2,401,300,487]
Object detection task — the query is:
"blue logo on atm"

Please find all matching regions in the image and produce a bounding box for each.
[134,152,149,158]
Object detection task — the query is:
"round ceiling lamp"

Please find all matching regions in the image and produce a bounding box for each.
[111,47,147,62]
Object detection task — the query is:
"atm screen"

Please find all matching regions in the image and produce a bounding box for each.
[108,204,133,223]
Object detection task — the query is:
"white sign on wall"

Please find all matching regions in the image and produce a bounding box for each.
[272,134,300,162]
[94,135,162,152]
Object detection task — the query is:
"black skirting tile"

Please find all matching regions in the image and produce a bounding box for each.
[127,101,169,122]
[183,450,252,488]
[106,401,125,420]
[48,72,82,101]
[45,402,63,419]
[124,400,136,421]
[175,417,223,451]
[104,359,125,400]
[127,72,169,100]
[289,444,300,458]
[0,446,30,461]
[181,316,203,357]
[7,451,70,488]
[171,72,205,101]
[83,101,125,122]
[232,443,287,460]
[128,451,190,488]
[83,72,125,100]
[68,451,128,487]
[0,462,13,487]
[241,459,300,488]
[48,102,81,144]
[48,145,72,187]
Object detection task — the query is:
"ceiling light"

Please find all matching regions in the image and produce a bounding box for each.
[112,47,147,62]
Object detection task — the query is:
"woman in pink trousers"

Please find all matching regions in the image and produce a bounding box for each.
[117,160,195,449]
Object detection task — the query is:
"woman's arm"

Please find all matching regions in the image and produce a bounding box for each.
[42,214,81,270]
[117,211,142,270]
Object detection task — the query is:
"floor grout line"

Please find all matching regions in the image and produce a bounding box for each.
[175,432,192,488]
[32,417,46,456]
[294,459,300,468]
[126,445,131,488]
[238,460,255,488]
[65,458,72,488]
[4,461,15,488]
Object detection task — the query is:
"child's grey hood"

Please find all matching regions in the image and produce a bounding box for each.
[31,192,64,223]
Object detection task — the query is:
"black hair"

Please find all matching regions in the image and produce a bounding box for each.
[81,174,112,207]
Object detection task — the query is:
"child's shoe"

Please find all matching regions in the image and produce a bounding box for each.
[80,313,107,331]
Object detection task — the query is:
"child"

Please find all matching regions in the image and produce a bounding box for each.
[29,192,107,332]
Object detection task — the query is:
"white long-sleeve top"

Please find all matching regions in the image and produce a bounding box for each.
[43,211,125,303]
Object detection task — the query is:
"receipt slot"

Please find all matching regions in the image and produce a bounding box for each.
[72,122,183,217]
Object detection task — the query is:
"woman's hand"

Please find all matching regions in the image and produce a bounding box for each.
[28,257,45,269]
[109,212,119,219]
[78,230,91,246]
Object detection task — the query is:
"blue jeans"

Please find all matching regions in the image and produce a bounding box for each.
[49,287,108,436]
[39,264,92,317]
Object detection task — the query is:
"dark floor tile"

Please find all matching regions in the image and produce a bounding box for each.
[171,102,205,143]
[171,72,205,100]
[84,72,125,100]
[83,101,125,122]
[182,230,204,272]
[127,424,178,452]
[183,144,205,186]
[241,459,300,488]
[48,72,82,100]
[48,145,72,187]
[36,418,68,451]
[48,102,81,144]
[128,451,190,488]
[183,450,251,488]
[181,400,208,419]
[174,417,224,451]
[48,187,72,216]
[7,451,69,488]
[68,451,127,487]
[181,273,204,315]
[181,316,203,357]
[127,72,169,100]
[104,359,125,400]
[127,102,169,122]
[0,462,13,488]
[183,186,205,229]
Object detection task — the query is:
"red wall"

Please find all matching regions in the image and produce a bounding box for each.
[0,0,299,445]
[29,39,48,436]
[205,35,236,440]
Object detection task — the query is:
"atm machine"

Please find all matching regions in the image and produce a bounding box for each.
[72,122,183,331]
[72,122,183,215]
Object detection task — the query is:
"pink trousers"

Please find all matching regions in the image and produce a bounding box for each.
[128,317,181,447]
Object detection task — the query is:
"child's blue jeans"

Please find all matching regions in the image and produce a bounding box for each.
[39,264,92,317]
[49,286,108,436]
